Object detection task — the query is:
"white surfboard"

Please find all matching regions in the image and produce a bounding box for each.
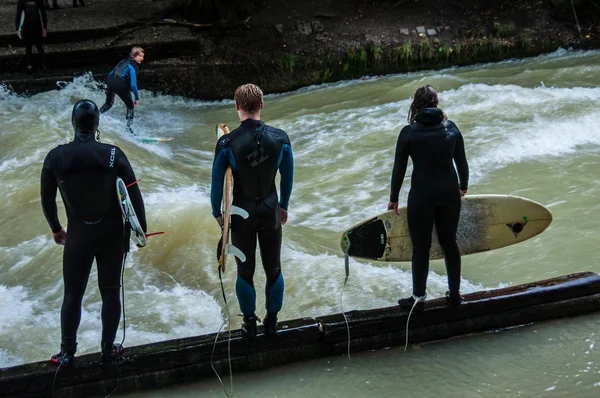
[341,194,553,262]
[116,177,147,247]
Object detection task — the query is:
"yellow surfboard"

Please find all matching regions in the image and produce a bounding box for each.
[341,195,553,262]
[216,124,248,272]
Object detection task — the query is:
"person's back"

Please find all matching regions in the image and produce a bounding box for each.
[401,108,467,196]
[22,0,42,22]
[41,100,146,366]
[100,47,144,135]
[211,84,293,339]
[47,139,125,225]
[227,120,288,202]
[389,85,468,312]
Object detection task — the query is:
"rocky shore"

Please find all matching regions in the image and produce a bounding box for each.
[0,0,598,99]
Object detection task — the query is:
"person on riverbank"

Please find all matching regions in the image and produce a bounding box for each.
[15,0,48,73]
[99,46,144,135]
[388,85,469,312]
[41,100,147,366]
[211,83,294,338]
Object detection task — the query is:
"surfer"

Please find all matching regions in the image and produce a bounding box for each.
[99,46,145,135]
[40,100,147,366]
[388,85,469,311]
[15,0,48,73]
[211,83,294,338]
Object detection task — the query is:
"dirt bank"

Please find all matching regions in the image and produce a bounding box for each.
[0,0,598,99]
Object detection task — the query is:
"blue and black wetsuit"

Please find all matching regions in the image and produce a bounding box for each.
[41,127,146,356]
[15,0,47,70]
[211,119,294,322]
[390,107,469,297]
[99,58,140,134]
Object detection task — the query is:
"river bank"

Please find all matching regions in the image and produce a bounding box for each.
[0,0,598,99]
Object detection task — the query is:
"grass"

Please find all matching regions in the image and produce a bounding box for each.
[393,40,413,66]
[279,53,296,73]
[494,22,516,38]
[371,44,383,66]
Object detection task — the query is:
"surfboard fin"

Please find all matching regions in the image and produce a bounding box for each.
[230,205,249,219]
[226,244,247,263]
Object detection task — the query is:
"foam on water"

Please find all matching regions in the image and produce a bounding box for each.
[2,49,600,369]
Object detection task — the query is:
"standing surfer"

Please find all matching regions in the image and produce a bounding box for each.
[388,85,469,311]
[99,46,145,135]
[15,0,48,73]
[40,100,147,366]
[211,83,294,338]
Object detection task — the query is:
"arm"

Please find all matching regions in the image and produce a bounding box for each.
[117,150,147,232]
[389,128,410,203]
[210,144,229,219]
[38,0,47,29]
[278,143,294,210]
[453,130,469,191]
[40,152,62,233]
[127,64,140,101]
[15,0,23,31]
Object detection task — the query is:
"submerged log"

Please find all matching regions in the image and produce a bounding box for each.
[1,272,600,397]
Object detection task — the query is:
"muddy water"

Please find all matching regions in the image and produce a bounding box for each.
[1,48,599,396]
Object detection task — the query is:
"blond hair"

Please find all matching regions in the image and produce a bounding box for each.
[130,46,145,58]
[234,83,263,114]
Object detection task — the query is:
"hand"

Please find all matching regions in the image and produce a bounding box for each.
[16,30,21,39]
[52,228,67,245]
[460,189,467,197]
[280,208,288,225]
[42,28,47,38]
[387,201,400,214]
[134,100,139,107]
[215,216,222,228]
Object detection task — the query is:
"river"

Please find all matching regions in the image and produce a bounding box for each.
[1,48,599,396]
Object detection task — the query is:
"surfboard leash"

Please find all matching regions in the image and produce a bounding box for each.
[404,295,426,352]
[340,242,352,359]
[210,267,234,397]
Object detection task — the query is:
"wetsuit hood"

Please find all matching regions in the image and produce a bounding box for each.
[414,107,444,125]
[72,99,99,140]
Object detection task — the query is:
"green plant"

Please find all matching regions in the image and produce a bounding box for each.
[279,53,296,73]
[370,44,383,66]
[453,42,462,59]
[417,40,433,62]
[321,68,334,83]
[393,40,413,66]
[520,28,535,49]
[494,22,516,38]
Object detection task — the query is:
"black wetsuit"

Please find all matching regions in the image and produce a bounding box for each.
[390,107,469,297]
[211,119,294,319]
[41,132,146,353]
[15,0,47,70]
[99,58,140,134]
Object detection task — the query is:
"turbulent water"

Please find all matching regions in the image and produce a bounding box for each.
[1,48,600,396]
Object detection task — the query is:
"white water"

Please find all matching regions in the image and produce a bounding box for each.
[1,49,600,396]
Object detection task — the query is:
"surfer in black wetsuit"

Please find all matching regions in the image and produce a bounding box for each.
[15,0,47,73]
[388,85,469,311]
[99,46,144,135]
[41,100,147,366]
[211,83,294,338]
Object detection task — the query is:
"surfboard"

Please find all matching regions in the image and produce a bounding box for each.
[215,124,248,272]
[341,194,553,262]
[216,124,232,272]
[116,177,147,248]
[137,137,174,143]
